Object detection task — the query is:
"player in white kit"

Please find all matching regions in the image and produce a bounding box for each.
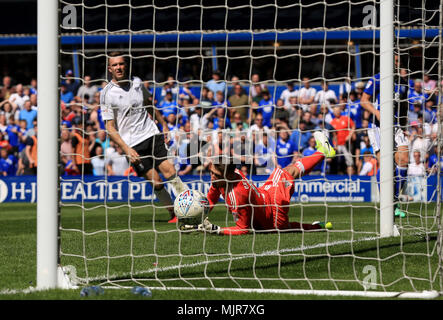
[100,52,186,223]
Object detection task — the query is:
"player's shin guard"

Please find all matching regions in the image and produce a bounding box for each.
[294,151,325,176]
[166,173,187,194]
[154,184,174,211]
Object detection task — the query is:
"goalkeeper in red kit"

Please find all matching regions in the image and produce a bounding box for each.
[182,131,335,235]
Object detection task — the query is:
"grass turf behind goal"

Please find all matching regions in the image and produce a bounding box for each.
[1,202,440,298]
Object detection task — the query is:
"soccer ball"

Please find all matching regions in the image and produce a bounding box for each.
[174,189,209,224]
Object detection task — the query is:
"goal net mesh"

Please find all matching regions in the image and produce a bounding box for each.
[58,0,443,295]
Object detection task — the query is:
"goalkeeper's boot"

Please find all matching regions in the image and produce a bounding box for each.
[394,205,406,218]
[312,221,333,230]
[313,131,336,158]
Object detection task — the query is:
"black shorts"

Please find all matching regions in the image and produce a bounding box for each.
[131,134,168,177]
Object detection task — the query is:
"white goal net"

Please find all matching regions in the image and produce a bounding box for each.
[52,0,442,297]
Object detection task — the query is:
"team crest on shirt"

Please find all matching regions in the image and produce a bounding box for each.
[242,181,250,190]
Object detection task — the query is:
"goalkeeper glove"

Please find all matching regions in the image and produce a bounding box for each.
[197,217,221,234]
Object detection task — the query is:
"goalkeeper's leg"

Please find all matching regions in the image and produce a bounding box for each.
[284,131,335,179]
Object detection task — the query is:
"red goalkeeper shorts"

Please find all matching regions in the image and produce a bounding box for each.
[259,167,295,230]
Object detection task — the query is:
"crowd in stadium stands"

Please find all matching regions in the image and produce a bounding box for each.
[0,68,442,178]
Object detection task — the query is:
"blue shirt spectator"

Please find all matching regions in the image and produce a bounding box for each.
[257,90,274,128]
[206,71,226,96]
[408,81,426,111]
[19,101,38,129]
[158,92,178,118]
[290,121,312,152]
[343,92,363,129]
[275,130,296,168]
[0,149,17,176]
[5,121,20,149]
[60,84,74,104]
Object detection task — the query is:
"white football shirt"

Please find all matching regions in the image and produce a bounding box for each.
[100,77,160,147]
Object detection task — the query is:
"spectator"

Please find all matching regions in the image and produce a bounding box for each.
[158,90,178,119]
[228,84,249,122]
[206,70,226,96]
[408,81,426,111]
[60,83,75,105]
[409,120,430,164]
[253,131,276,175]
[91,145,106,176]
[212,90,230,108]
[408,150,426,176]
[359,151,378,176]
[178,81,197,102]
[9,84,29,110]
[302,136,324,174]
[0,148,17,176]
[176,130,193,176]
[280,81,298,107]
[29,78,37,95]
[0,114,6,133]
[5,115,20,154]
[290,120,312,152]
[330,105,355,175]
[106,145,129,176]
[63,70,80,96]
[29,94,38,111]
[1,76,15,100]
[19,100,37,130]
[257,89,274,128]
[227,75,241,97]
[189,105,204,134]
[422,71,436,98]
[428,145,442,175]
[199,87,214,114]
[249,73,267,99]
[71,116,93,175]
[231,131,252,174]
[339,77,353,102]
[343,91,363,129]
[230,111,249,131]
[23,124,38,175]
[275,125,297,168]
[0,100,18,120]
[298,77,317,112]
[314,80,337,114]
[274,99,290,128]
[161,75,179,100]
[248,113,270,139]
[301,111,316,131]
[17,119,28,152]
[60,126,77,174]
[0,131,9,150]
[94,129,110,154]
[76,75,98,104]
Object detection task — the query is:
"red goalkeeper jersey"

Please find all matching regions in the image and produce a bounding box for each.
[207,168,295,235]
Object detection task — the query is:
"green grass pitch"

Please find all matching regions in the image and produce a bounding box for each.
[0,202,441,300]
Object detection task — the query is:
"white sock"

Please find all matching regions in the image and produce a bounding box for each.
[166,174,187,194]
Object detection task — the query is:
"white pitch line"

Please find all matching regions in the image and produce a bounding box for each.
[78,234,381,284]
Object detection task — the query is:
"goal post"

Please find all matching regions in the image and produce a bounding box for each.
[379,0,394,238]
[36,0,59,289]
